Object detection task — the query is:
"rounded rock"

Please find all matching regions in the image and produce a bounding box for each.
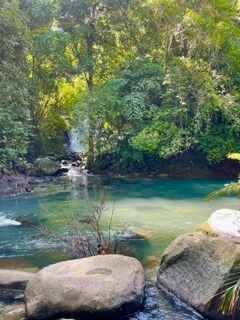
[25,255,145,320]
[157,234,240,320]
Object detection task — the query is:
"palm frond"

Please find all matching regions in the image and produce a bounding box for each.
[228,153,240,161]
[218,280,240,317]
[205,180,240,201]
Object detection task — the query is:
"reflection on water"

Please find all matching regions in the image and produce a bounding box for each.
[0,176,239,319]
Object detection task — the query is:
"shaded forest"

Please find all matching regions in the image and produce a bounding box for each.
[1,0,240,174]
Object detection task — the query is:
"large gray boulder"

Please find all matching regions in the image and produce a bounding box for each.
[0,269,34,289]
[33,157,60,176]
[157,234,240,320]
[25,255,145,320]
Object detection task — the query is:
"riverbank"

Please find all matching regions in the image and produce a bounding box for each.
[1,149,239,197]
[0,172,52,197]
[90,150,240,177]
[0,173,32,197]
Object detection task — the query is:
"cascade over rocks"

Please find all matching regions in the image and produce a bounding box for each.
[25,255,145,320]
[157,234,240,320]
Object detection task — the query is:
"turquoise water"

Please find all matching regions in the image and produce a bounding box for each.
[0,175,239,319]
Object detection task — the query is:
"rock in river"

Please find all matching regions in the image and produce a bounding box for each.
[25,254,145,320]
[0,269,34,290]
[207,209,240,237]
[157,234,240,320]
[33,157,60,176]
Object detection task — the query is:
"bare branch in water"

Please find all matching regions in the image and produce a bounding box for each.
[31,195,137,258]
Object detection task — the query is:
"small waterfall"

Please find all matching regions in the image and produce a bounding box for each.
[68,130,84,153]
[62,121,90,178]
[68,122,88,153]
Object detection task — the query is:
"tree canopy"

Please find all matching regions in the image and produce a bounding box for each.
[0,0,239,171]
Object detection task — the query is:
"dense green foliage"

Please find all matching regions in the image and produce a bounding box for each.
[0,0,31,168]
[0,0,240,170]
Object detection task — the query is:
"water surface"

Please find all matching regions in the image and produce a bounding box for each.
[0,176,239,319]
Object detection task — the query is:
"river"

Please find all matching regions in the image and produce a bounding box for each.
[0,175,239,319]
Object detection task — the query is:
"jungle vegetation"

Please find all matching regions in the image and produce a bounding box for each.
[0,0,240,172]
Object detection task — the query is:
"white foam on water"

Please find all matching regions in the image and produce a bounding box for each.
[0,213,21,227]
[67,168,83,177]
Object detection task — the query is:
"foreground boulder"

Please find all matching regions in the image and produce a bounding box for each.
[157,234,240,320]
[0,269,34,290]
[25,255,145,320]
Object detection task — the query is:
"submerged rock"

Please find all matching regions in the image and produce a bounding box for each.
[157,234,240,320]
[119,230,152,241]
[25,255,145,320]
[0,257,38,272]
[0,302,26,320]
